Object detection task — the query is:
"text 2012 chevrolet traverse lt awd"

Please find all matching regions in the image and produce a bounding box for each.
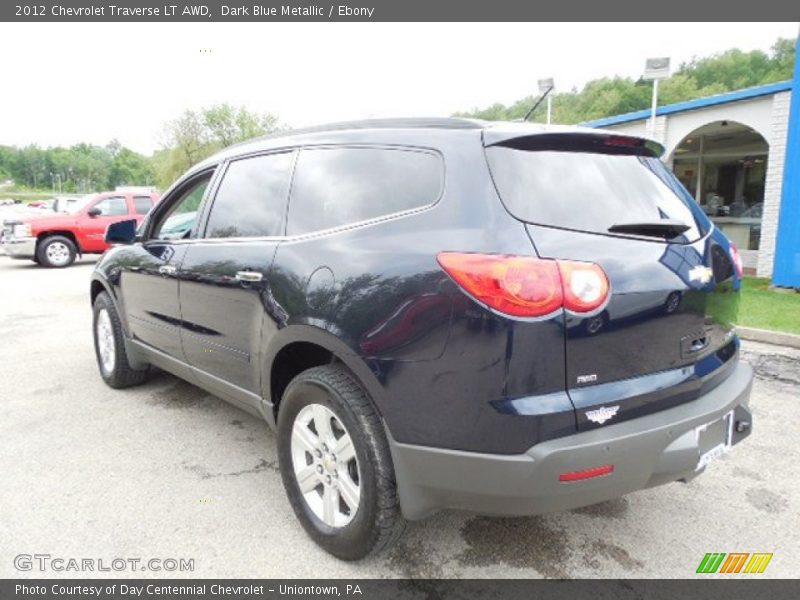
[90,119,753,559]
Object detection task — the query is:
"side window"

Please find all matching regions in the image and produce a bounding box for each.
[133,196,154,215]
[92,196,127,216]
[152,176,211,241]
[205,152,294,238]
[287,147,442,235]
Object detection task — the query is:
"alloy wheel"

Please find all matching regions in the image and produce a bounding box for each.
[290,403,361,528]
[96,309,116,375]
[45,241,71,266]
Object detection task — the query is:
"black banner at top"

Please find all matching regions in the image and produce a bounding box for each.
[2,0,800,22]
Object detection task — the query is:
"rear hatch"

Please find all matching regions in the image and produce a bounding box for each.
[484,130,741,430]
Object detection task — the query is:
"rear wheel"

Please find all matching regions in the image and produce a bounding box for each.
[37,235,76,268]
[277,365,405,560]
[93,291,149,388]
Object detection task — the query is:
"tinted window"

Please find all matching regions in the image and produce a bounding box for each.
[485,145,706,242]
[153,177,210,241]
[287,147,442,235]
[92,196,127,216]
[205,152,293,238]
[133,196,153,215]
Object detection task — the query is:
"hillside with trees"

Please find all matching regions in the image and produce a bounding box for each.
[0,103,281,195]
[455,38,795,124]
[0,140,154,193]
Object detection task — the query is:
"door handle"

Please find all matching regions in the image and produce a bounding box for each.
[235,270,263,282]
[158,265,177,276]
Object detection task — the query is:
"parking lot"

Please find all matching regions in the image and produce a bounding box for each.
[0,254,798,578]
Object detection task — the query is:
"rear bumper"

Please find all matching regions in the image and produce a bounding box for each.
[389,360,753,520]
[0,236,36,259]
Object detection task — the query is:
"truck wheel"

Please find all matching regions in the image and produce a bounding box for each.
[93,291,149,388]
[277,365,405,560]
[37,235,76,268]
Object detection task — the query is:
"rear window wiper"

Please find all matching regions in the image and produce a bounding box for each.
[607,219,690,239]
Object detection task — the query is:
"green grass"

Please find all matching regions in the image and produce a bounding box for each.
[737,277,800,335]
[0,188,57,202]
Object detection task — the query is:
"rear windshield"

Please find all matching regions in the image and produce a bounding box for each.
[485,140,709,243]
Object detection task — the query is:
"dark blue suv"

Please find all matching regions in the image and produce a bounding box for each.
[91,118,753,559]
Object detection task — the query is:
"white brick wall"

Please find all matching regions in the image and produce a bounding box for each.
[757,91,792,277]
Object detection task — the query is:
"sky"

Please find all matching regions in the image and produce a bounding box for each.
[0,22,796,155]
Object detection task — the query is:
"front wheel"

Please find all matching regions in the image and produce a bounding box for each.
[93,291,149,388]
[277,365,405,560]
[37,235,76,268]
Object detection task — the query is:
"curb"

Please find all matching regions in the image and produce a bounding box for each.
[738,326,800,350]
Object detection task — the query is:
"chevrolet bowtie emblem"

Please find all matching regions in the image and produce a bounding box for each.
[689,265,713,284]
[586,405,620,424]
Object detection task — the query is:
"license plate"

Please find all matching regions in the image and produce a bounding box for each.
[695,410,734,471]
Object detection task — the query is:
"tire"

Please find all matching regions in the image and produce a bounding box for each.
[664,291,682,314]
[277,365,405,560]
[92,291,149,388]
[37,235,77,268]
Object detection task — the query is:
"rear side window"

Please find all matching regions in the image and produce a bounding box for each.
[134,196,153,215]
[287,147,442,235]
[486,141,707,242]
[205,152,294,238]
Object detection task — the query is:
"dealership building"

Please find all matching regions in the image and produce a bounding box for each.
[584,41,800,286]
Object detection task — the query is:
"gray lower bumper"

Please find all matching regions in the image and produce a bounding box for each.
[389,360,753,520]
[1,236,36,259]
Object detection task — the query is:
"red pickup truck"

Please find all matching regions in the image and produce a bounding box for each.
[1,190,159,267]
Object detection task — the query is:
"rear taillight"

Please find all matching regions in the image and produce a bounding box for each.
[729,243,744,278]
[436,253,562,317]
[557,261,610,313]
[437,252,610,318]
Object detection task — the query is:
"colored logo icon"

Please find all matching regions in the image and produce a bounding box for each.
[696,552,773,574]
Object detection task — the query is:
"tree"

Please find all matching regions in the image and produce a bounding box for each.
[110,147,154,188]
[154,103,282,188]
[203,103,280,147]
[14,146,49,189]
[0,146,14,181]
[1,142,153,193]
[164,109,210,165]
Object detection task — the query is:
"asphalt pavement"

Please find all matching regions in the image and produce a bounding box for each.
[0,255,797,578]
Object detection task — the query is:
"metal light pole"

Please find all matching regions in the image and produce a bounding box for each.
[643,57,670,140]
[538,78,555,124]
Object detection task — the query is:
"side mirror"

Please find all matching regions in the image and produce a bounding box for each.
[105,219,137,245]
[87,207,102,217]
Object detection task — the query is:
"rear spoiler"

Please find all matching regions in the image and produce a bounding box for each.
[482,125,665,158]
